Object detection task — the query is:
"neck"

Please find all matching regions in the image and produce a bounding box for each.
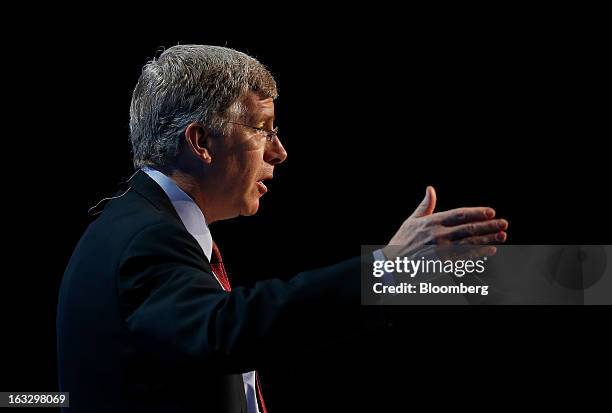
[158,166,221,224]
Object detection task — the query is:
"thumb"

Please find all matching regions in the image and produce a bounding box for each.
[410,186,437,218]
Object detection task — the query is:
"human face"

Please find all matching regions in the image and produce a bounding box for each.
[208,91,287,219]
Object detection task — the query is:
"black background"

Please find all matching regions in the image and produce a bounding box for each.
[2,7,609,411]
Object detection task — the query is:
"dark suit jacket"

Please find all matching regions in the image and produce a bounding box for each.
[57,170,387,412]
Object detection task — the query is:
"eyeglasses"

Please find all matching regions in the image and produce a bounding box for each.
[226,121,279,143]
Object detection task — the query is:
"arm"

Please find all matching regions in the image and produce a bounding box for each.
[118,222,386,373]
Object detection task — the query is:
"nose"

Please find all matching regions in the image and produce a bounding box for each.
[264,136,288,165]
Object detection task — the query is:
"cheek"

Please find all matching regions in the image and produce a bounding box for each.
[239,152,263,183]
[227,152,261,196]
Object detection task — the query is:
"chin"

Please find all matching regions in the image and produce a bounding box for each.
[240,199,260,216]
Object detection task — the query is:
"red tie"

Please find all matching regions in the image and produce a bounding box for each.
[210,242,269,413]
[210,242,232,292]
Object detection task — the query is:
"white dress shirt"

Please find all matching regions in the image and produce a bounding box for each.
[142,167,260,413]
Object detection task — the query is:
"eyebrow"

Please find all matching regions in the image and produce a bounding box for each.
[252,113,275,124]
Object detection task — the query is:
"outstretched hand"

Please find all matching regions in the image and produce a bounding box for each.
[383,186,508,260]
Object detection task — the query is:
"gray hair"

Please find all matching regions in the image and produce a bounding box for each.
[129,45,278,168]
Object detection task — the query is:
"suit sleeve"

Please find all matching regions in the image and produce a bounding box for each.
[117,222,389,373]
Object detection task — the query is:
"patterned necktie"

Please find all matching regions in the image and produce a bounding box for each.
[210,241,269,413]
[210,241,232,292]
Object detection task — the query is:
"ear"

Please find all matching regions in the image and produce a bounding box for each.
[184,122,213,164]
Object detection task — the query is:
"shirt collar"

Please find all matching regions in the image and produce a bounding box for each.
[141,166,213,262]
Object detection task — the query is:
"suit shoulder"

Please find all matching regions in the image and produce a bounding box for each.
[74,187,191,262]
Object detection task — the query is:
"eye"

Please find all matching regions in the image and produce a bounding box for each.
[266,127,278,142]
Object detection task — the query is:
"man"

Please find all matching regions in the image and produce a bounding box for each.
[57,45,508,412]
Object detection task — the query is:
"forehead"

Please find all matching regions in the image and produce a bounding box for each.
[242,91,275,121]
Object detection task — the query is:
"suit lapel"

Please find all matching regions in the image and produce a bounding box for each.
[127,170,214,271]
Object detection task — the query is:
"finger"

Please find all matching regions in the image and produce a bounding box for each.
[445,219,509,241]
[410,186,437,218]
[435,207,496,226]
[456,231,507,245]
